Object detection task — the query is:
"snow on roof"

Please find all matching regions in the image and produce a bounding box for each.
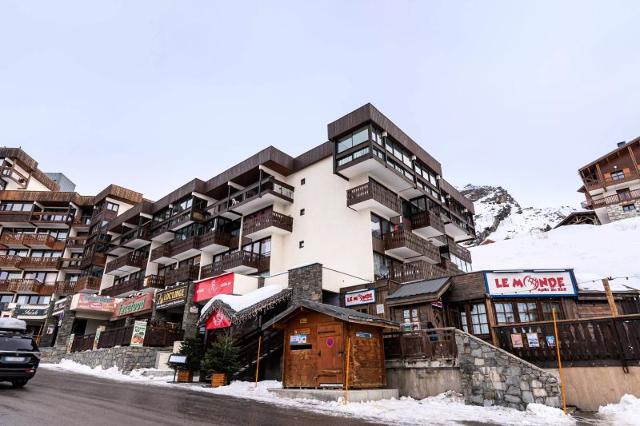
[0,318,27,331]
[470,216,640,292]
[199,284,287,320]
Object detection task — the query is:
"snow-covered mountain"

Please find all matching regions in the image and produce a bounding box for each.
[460,184,576,245]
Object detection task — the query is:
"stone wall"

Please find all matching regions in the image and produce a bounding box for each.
[455,331,561,410]
[41,346,166,372]
[385,358,462,398]
[288,263,322,304]
[606,201,640,222]
[54,298,75,348]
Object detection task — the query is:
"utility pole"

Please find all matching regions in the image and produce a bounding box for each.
[602,278,619,317]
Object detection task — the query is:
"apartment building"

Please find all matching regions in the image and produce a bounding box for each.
[578,138,640,223]
[0,147,142,338]
[100,104,475,306]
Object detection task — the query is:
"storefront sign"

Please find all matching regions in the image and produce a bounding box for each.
[53,298,67,316]
[70,294,118,313]
[156,284,188,310]
[511,333,524,348]
[194,273,234,303]
[356,331,372,339]
[205,309,231,330]
[345,289,375,306]
[546,336,556,347]
[15,304,49,320]
[115,293,154,317]
[130,320,147,347]
[526,333,540,348]
[46,324,55,335]
[484,270,578,298]
[376,304,385,314]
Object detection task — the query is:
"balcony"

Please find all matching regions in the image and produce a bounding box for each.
[163,265,199,286]
[144,274,166,289]
[346,179,401,219]
[17,256,61,270]
[441,240,472,264]
[0,211,32,227]
[59,257,83,272]
[0,279,55,295]
[91,207,118,224]
[73,215,93,231]
[388,260,447,283]
[383,230,441,264]
[199,230,233,255]
[584,170,640,193]
[121,226,151,249]
[79,252,107,269]
[0,255,22,270]
[442,214,475,243]
[201,251,268,277]
[101,277,144,297]
[55,276,101,295]
[242,209,293,240]
[209,177,294,219]
[148,208,210,243]
[65,236,87,252]
[583,189,640,210]
[150,236,200,265]
[0,163,29,188]
[104,252,147,276]
[29,211,75,228]
[409,209,445,240]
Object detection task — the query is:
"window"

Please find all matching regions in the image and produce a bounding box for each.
[105,202,119,212]
[300,208,305,216]
[0,202,34,212]
[494,303,515,324]
[469,304,489,334]
[336,127,369,153]
[622,204,636,213]
[300,178,305,185]
[541,302,562,321]
[517,302,539,322]
[610,170,625,181]
[450,254,472,273]
[337,147,370,167]
[299,241,304,249]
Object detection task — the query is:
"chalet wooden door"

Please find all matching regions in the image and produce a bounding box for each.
[316,322,344,386]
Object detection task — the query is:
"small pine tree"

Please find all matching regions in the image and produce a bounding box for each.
[179,337,204,372]
[203,333,241,376]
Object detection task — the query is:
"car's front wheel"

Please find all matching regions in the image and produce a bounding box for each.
[11,380,28,388]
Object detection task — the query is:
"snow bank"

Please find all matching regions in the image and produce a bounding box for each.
[199,284,286,319]
[41,361,574,425]
[470,217,640,291]
[598,394,640,426]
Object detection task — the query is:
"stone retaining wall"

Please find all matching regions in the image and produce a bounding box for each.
[455,331,561,410]
[40,346,167,372]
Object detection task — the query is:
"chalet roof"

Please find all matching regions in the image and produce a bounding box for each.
[387,277,451,300]
[554,211,599,229]
[262,300,399,330]
[198,287,291,327]
[578,137,640,171]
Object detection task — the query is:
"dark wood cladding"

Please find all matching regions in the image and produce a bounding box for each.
[446,240,472,263]
[150,236,200,261]
[0,233,57,249]
[199,230,232,249]
[0,278,54,295]
[389,260,448,283]
[440,179,475,214]
[0,186,142,207]
[17,256,61,270]
[101,277,144,296]
[164,265,199,286]
[55,276,101,295]
[292,141,333,171]
[447,272,487,302]
[347,179,401,213]
[327,103,442,176]
[151,179,207,215]
[107,200,154,231]
[201,252,268,278]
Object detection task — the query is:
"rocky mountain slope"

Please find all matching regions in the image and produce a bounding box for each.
[460,184,576,246]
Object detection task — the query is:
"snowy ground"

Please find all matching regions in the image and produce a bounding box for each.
[40,360,576,426]
[470,216,640,291]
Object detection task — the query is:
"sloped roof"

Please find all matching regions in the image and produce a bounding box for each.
[198,287,291,327]
[387,277,451,300]
[262,300,399,330]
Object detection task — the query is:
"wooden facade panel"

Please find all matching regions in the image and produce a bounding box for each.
[447,272,486,302]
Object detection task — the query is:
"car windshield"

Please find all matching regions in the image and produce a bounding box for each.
[0,336,39,352]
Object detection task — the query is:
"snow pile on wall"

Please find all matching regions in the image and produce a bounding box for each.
[469,217,640,291]
[199,284,286,319]
[598,394,640,426]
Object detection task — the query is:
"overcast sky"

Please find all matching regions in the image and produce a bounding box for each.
[1,1,639,207]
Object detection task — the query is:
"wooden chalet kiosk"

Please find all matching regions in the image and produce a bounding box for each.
[262,300,399,389]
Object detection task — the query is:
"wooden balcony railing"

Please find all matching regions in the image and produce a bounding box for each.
[201,251,267,278]
[120,227,150,245]
[144,274,166,289]
[0,255,23,269]
[150,236,200,261]
[346,179,401,213]
[163,265,199,286]
[446,240,472,263]
[66,236,88,250]
[0,279,55,295]
[17,256,61,270]
[383,230,441,262]
[199,230,232,249]
[71,325,184,352]
[584,189,640,209]
[104,252,147,274]
[0,233,58,249]
[55,276,101,295]
[384,328,457,360]
[388,260,446,283]
[494,314,640,366]
[409,209,445,235]
[242,209,293,236]
[0,211,32,223]
[584,170,640,191]
[101,278,144,297]
[208,177,294,216]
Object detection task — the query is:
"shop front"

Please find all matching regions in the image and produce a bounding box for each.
[14,304,50,342]
[154,283,189,325]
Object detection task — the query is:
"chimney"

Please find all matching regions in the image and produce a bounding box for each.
[617,141,626,148]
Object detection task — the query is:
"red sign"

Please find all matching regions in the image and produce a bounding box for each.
[345,289,375,306]
[70,294,118,313]
[205,309,231,330]
[194,273,234,303]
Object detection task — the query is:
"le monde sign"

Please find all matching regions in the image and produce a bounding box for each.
[484,270,578,298]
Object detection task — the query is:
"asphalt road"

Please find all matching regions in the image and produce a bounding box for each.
[0,369,379,426]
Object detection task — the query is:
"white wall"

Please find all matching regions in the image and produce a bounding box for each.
[269,157,375,292]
